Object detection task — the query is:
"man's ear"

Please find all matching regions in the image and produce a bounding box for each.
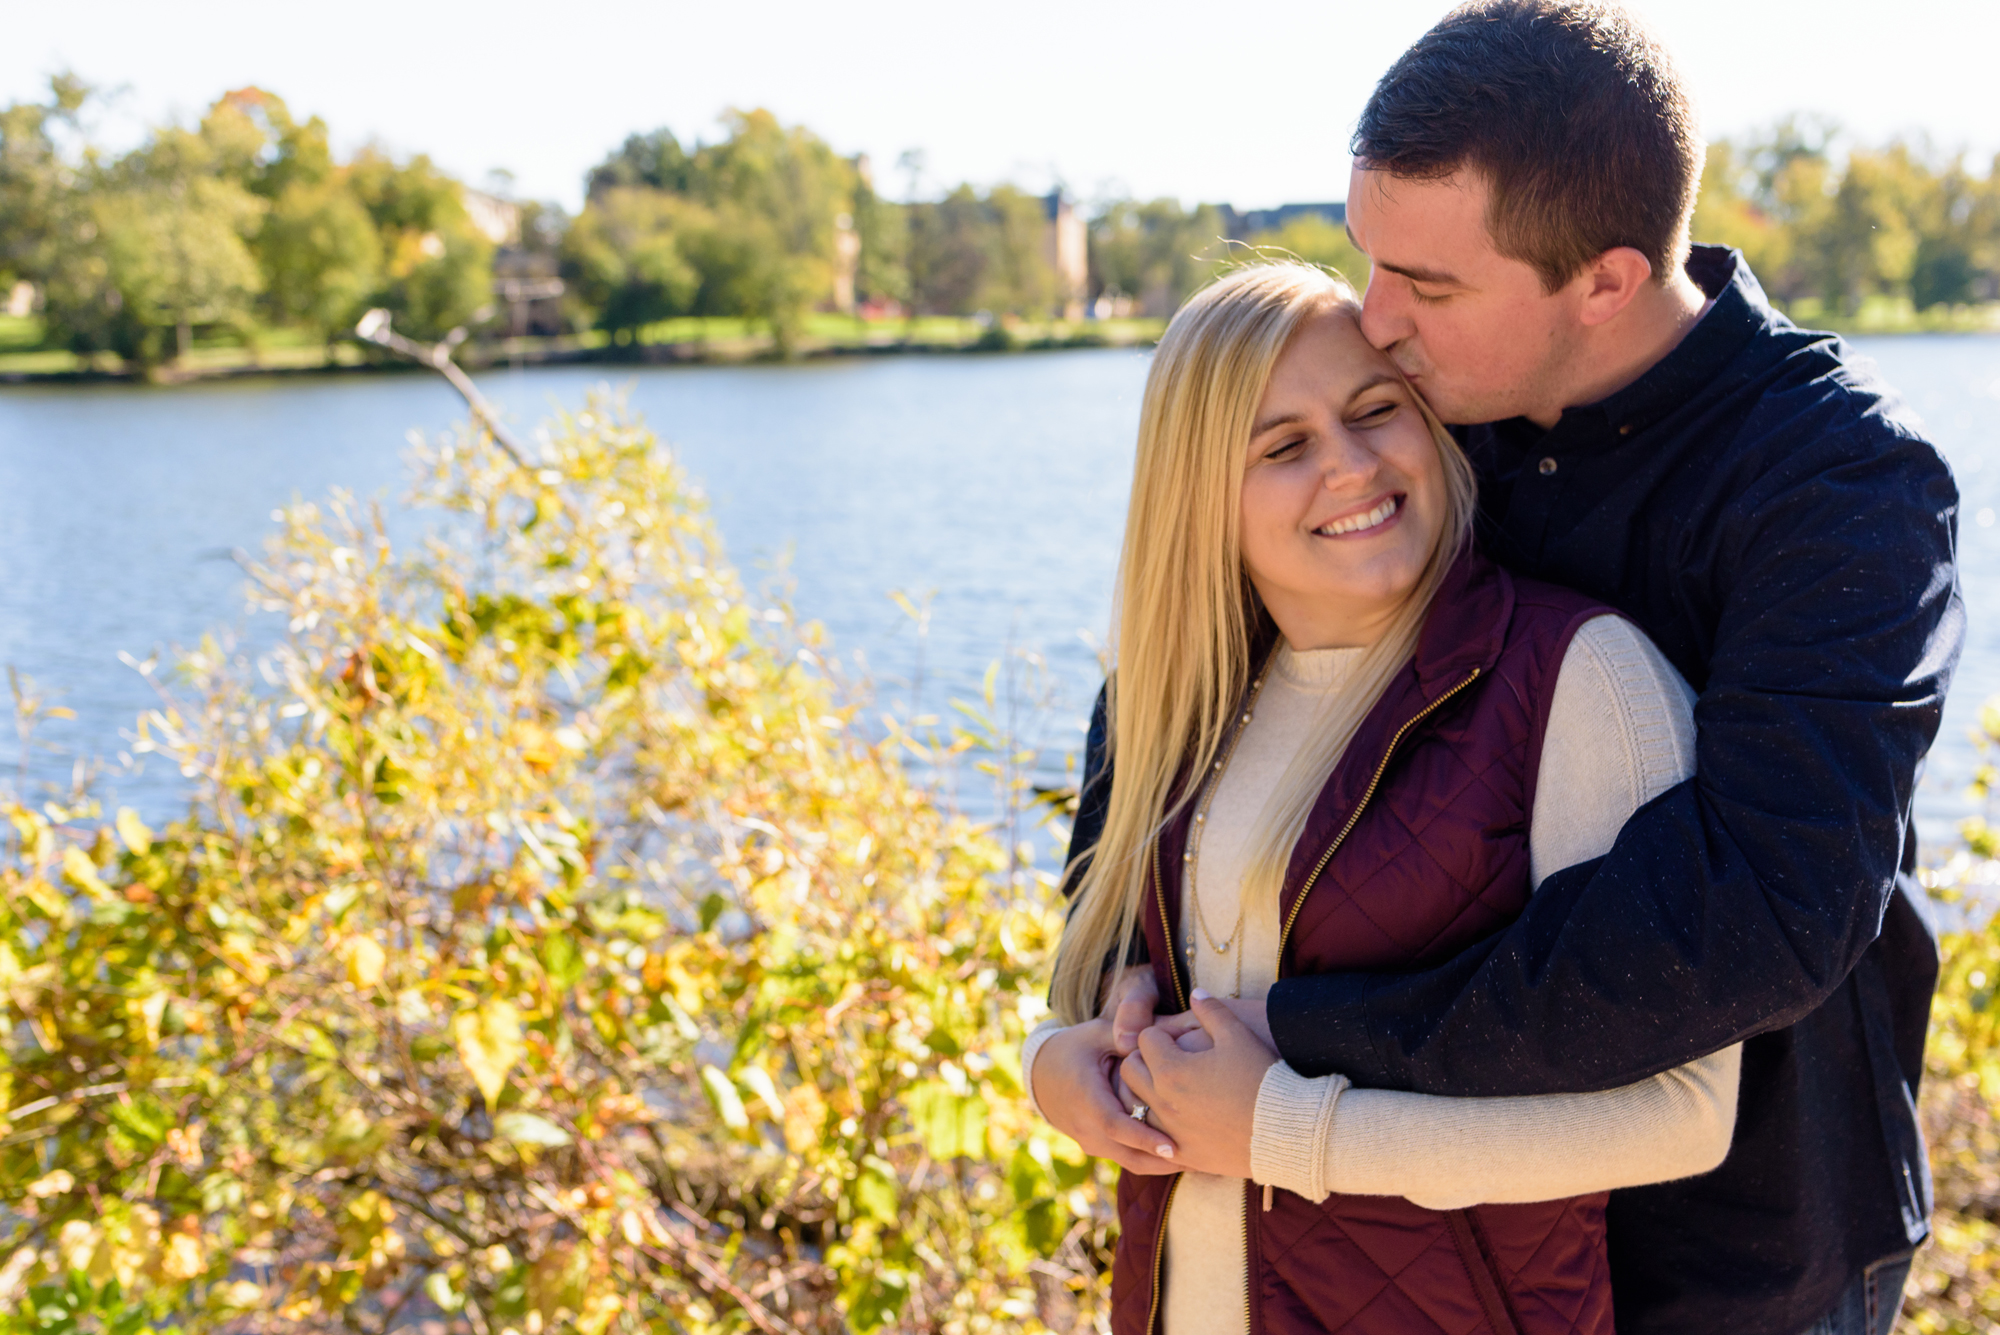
[1576,246,1654,328]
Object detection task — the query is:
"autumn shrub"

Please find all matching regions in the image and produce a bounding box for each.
[0,395,1114,1333]
[1905,709,2000,1334]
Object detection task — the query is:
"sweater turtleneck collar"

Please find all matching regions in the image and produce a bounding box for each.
[1274,640,1367,689]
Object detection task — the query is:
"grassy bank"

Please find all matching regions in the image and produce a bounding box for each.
[0,313,1169,384]
[1780,296,2000,335]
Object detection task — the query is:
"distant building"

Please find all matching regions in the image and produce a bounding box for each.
[462,189,521,247]
[493,248,565,338]
[1043,190,1089,321]
[1220,201,1347,240]
[832,212,860,315]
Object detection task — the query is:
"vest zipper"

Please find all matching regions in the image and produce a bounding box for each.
[1242,1182,1257,1335]
[1144,841,1188,1335]
[1153,669,1479,1335]
[1150,840,1189,1013]
[1275,668,1482,961]
[1144,1173,1183,1335]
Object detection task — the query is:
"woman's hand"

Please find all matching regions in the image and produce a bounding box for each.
[1119,990,1279,1180]
[1032,1000,1180,1174]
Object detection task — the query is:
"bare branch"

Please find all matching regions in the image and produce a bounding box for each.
[352,310,530,470]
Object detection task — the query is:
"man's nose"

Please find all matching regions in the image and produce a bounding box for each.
[1357,273,1410,352]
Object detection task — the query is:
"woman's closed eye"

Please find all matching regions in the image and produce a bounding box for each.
[1349,400,1400,428]
[1260,436,1307,462]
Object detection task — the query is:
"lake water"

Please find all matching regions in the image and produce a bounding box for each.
[3,337,2000,858]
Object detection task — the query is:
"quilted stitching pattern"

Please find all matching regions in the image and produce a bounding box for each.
[1111,571,1619,1335]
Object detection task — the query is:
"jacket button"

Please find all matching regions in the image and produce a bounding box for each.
[1538,456,1558,475]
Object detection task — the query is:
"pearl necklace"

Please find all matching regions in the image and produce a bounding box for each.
[1182,666,1273,1000]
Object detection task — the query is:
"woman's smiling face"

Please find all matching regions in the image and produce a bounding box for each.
[1238,304,1448,650]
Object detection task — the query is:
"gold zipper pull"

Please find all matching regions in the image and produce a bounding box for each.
[1262,1183,1273,1211]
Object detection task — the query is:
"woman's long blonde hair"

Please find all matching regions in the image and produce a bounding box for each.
[1050,262,1477,1025]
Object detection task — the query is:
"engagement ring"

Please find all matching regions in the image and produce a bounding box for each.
[1129,1103,1150,1122]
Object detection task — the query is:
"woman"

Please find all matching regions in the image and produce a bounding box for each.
[1024,262,1740,1335]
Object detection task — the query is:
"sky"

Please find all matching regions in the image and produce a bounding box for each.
[4,0,1996,213]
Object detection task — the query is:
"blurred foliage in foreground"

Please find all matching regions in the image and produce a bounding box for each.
[6,388,2000,1334]
[1906,705,2000,1333]
[0,396,1111,1332]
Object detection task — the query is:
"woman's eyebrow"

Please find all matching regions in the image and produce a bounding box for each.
[1253,374,1401,437]
[1345,372,1401,402]
[1251,411,1308,437]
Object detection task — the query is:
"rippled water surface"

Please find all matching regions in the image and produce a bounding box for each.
[2,337,1998,850]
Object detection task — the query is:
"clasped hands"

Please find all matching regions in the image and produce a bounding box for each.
[1031,968,1280,1179]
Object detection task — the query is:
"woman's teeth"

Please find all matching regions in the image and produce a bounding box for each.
[1317,496,1399,536]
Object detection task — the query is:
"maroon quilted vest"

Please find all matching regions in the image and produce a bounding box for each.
[1109,546,1617,1335]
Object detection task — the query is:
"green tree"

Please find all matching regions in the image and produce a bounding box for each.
[0,73,90,296]
[257,177,384,341]
[560,186,704,340]
[46,116,270,367]
[977,185,1059,318]
[1242,214,1370,288]
[1689,140,1790,286]
[688,109,857,351]
[570,111,858,353]
[1089,198,1229,315]
[347,148,494,339]
[852,167,909,311]
[906,185,993,316]
[191,88,388,343]
[1807,145,1922,313]
[586,126,695,199]
[90,168,265,362]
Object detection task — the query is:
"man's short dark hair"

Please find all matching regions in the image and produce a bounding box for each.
[1354,0,1701,290]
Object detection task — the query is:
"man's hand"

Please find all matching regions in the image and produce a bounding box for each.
[1109,967,1160,1055]
[1032,1017,1180,1173]
[1120,990,1278,1179]
[1152,994,1273,1049]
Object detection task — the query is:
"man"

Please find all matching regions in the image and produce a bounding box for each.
[1030,3,1963,1333]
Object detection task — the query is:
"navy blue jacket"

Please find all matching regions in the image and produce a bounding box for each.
[1064,247,1963,1334]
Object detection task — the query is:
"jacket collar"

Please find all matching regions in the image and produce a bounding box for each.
[1559,245,1773,446]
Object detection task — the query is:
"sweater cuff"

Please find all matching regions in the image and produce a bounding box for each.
[1019,1018,1067,1120]
[1249,1061,1349,1202]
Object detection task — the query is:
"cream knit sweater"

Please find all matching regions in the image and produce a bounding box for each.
[1023,616,1741,1335]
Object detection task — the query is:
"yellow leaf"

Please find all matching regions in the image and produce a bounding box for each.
[783,1080,827,1153]
[453,1000,523,1105]
[138,991,168,1050]
[61,846,110,901]
[26,1169,73,1199]
[737,1065,785,1121]
[159,1229,204,1282]
[344,936,386,989]
[115,808,152,856]
[56,1219,98,1274]
[700,1064,749,1133]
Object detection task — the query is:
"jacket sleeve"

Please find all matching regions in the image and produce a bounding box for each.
[1267,423,1963,1096]
[1060,684,1112,902]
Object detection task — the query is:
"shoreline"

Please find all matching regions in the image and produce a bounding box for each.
[6,310,1997,388]
[0,318,1169,387]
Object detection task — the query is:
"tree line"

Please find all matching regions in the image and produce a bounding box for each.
[4,78,1997,373]
[0,79,497,366]
[1693,117,2000,316]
